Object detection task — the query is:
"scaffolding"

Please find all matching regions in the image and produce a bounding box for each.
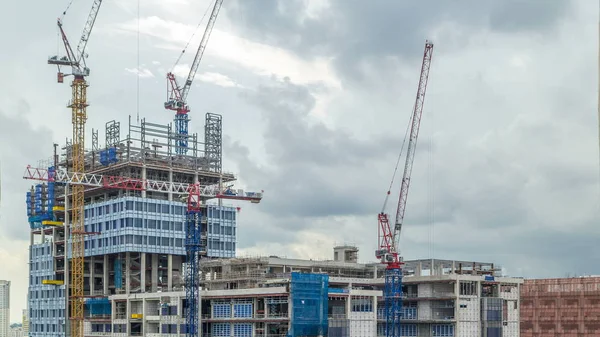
[288,273,329,337]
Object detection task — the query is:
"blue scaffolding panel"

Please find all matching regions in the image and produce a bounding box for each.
[86,298,111,316]
[26,191,33,217]
[288,272,328,337]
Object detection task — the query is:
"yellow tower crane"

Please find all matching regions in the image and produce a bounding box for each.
[48,2,103,337]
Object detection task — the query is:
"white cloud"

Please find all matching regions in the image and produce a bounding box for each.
[113,16,341,89]
[172,64,190,78]
[124,67,154,78]
[197,71,239,88]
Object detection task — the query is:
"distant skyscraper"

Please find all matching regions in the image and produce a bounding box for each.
[21,310,27,337]
[0,280,10,337]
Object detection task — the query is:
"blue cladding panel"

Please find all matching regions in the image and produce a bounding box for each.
[233,323,252,337]
[402,307,417,320]
[28,242,67,337]
[211,323,230,337]
[289,272,328,337]
[212,304,231,318]
[233,304,252,318]
[486,310,501,321]
[432,324,454,336]
[486,327,501,337]
[400,324,417,337]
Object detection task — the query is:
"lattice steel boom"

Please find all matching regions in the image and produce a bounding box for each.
[23,166,263,202]
[376,41,434,337]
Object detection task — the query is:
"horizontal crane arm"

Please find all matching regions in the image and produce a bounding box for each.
[23,166,263,203]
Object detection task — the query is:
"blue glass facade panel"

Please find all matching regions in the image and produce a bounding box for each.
[233,323,252,337]
[233,304,253,318]
[28,242,66,337]
[212,323,230,337]
[206,205,236,258]
[432,324,454,336]
[212,303,231,318]
[64,197,236,258]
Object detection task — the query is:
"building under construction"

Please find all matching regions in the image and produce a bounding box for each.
[520,277,600,336]
[25,115,264,337]
[57,244,522,337]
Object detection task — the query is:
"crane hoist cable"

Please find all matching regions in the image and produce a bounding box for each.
[381,107,413,213]
[171,1,213,72]
[61,0,75,20]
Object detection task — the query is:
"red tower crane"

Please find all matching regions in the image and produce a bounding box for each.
[376,41,434,337]
[165,0,223,155]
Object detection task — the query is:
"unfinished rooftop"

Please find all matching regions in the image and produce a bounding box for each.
[199,246,505,291]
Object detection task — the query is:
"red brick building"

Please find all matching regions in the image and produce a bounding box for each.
[521,277,600,336]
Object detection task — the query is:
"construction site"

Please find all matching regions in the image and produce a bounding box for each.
[17,1,600,337]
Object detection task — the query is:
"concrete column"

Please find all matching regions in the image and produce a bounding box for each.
[151,254,158,292]
[142,165,147,198]
[89,256,95,295]
[103,255,109,295]
[454,279,460,336]
[372,295,378,326]
[346,294,351,317]
[126,252,131,294]
[141,253,146,293]
[168,169,173,202]
[126,299,131,335]
[168,255,173,291]
[142,299,146,335]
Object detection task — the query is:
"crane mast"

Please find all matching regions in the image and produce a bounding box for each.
[376,41,434,337]
[47,3,103,337]
[165,0,223,155]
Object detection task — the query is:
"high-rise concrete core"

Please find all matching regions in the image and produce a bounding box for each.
[0,280,9,337]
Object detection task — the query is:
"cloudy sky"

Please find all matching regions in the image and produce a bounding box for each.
[0,0,599,322]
